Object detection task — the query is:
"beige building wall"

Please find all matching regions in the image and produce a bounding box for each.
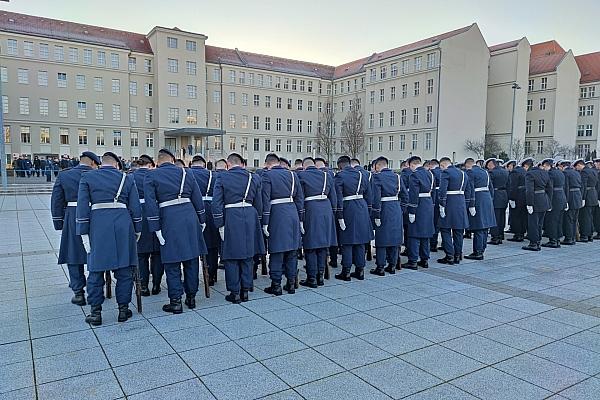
[576,81,600,157]
[554,51,581,148]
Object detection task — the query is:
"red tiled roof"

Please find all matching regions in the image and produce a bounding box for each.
[530,40,565,58]
[576,52,600,84]
[0,10,152,54]
[529,40,567,75]
[489,39,521,52]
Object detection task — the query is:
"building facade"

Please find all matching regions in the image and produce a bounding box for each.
[575,52,600,159]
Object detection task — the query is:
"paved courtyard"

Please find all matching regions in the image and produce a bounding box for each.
[1,194,600,400]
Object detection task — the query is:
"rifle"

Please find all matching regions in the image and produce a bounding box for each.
[133,265,143,313]
[105,271,112,298]
[201,256,210,298]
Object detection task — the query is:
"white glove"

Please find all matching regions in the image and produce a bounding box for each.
[409,214,416,223]
[81,234,91,253]
[338,219,347,231]
[565,203,569,211]
[469,207,476,217]
[300,222,305,234]
[527,205,534,214]
[155,230,166,245]
[374,218,381,227]
[201,223,206,232]
[598,200,600,207]
[509,200,516,209]
[219,226,225,241]
[439,206,446,219]
[135,232,141,242]
[263,225,270,237]
[548,208,552,212]
[582,200,586,207]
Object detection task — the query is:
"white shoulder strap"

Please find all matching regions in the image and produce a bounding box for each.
[322,171,327,196]
[429,171,434,193]
[290,170,295,200]
[460,171,465,191]
[356,170,363,195]
[178,168,187,199]
[115,172,127,202]
[243,172,252,203]
[207,170,213,196]
[397,173,401,195]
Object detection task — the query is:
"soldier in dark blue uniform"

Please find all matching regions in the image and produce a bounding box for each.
[428,159,441,252]
[559,160,582,245]
[315,158,339,270]
[51,151,100,306]
[334,156,373,280]
[403,156,435,269]
[400,161,412,259]
[437,157,473,265]
[189,154,221,285]
[132,155,164,296]
[593,158,600,239]
[76,152,142,326]
[143,149,207,313]
[507,160,527,242]
[486,158,509,245]
[464,157,495,260]
[370,156,408,275]
[298,157,337,287]
[261,154,304,295]
[522,158,553,251]
[351,158,374,262]
[576,159,599,242]
[542,160,567,248]
[212,153,265,303]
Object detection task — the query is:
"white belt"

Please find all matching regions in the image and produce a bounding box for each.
[553,188,564,191]
[418,193,431,198]
[270,198,294,205]
[225,201,252,209]
[474,187,489,192]
[91,202,127,210]
[139,198,145,204]
[203,196,213,201]
[446,190,465,195]
[67,201,77,207]
[435,187,440,190]
[534,190,545,194]
[158,198,191,208]
[381,196,399,202]
[305,194,328,201]
[343,194,363,201]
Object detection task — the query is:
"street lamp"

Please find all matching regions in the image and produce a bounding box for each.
[509,82,522,158]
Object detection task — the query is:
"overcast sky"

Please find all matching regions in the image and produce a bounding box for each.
[4,0,599,65]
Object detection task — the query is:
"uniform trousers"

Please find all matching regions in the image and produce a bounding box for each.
[224,258,253,294]
[329,246,339,267]
[563,208,579,242]
[527,212,545,244]
[375,246,398,267]
[472,229,488,253]
[593,206,600,234]
[269,250,298,284]
[67,264,86,293]
[341,244,365,271]
[87,266,133,306]
[163,259,199,299]
[440,228,464,257]
[511,207,528,235]
[407,237,430,263]
[544,208,563,240]
[490,208,506,240]
[137,252,163,287]
[579,206,594,238]
[305,248,327,278]
[206,248,219,278]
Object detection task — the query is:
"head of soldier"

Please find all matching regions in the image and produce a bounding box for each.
[463,157,475,170]
[574,160,585,171]
[429,159,440,170]
[294,159,303,170]
[101,153,120,169]
[314,157,326,169]
[264,153,280,170]
[226,153,244,169]
[541,159,553,171]
[350,158,361,167]
[302,157,315,169]
[191,155,206,168]
[137,155,155,169]
[439,157,452,170]
[215,159,228,170]
[408,156,422,171]
[373,156,388,173]
[156,149,175,166]
[337,156,351,170]
[174,159,186,168]
[280,158,291,169]
[80,152,101,169]
[521,158,534,171]
[594,159,600,170]
[485,158,497,170]
[559,161,570,171]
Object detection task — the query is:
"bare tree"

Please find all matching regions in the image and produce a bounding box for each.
[510,138,526,160]
[484,136,503,159]
[316,95,335,162]
[340,95,365,158]
[464,139,485,159]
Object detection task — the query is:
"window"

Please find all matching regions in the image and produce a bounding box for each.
[388,135,394,151]
[128,56,136,71]
[265,96,271,108]
[229,70,236,83]
[577,125,585,137]
[414,56,422,71]
[129,131,138,147]
[538,119,545,133]
[291,78,297,90]
[186,109,197,125]
[20,126,31,143]
[587,105,594,116]
[58,100,68,117]
[254,95,260,107]
[129,81,137,95]
[528,79,534,92]
[577,144,591,158]
[54,45,64,61]
[38,70,50,86]
[96,130,105,146]
[39,99,49,116]
[287,118,292,132]
[413,108,419,124]
[286,139,292,153]
[271,117,280,131]
[296,140,302,153]
[368,137,373,152]
[80,48,91,64]
[95,103,104,120]
[308,81,312,92]
[57,128,69,144]
[412,133,418,150]
[537,140,544,154]
[77,101,87,118]
[265,116,271,130]
[144,83,153,96]
[539,98,546,110]
[146,132,154,148]
[265,139,271,152]
[258,74,264,87]
[391,63,398,77]
[390,111,395,126]
[186,40,197,52]
[213,68,221,82]
[57,72,67,88]
[379,112,384,128]
[75,74,85,90]
[427,53,436,69]
[401,109,407,125]
[525,120,531,134]
[169,83,179,97]
[110,53,119,69]
[400,134,405,150]
[167,37,178,48]
[427,79,434,94]
[425,132,432,150]
[401,84,407,98]
[78,128,88,145]
[0,66,7,83]
[307,120,313,133]
[380,89,385,103]
[426,106,433,123]
[253,116,259,130]
[113,130,122,146]
[168,108,180,124]
[401,60,410,74]
[541,77,547,90]
[145,108,153,123]
[248,72,254,85]
[229,137,236,151]
[414,81,420,96]
[298,99,303,111]
[112,104,121,121]
[287,98,293,110]
[69,47,78,63]
[229,114,236,129]
[19,97,29,115]
[370,68,376,82]
[242,93,249,106]
[585,124,593,136]
[94,77,103,92]
[97,51,106,66]
[7,39,17,55]
[297,120,302,133]
[40,127,50,144]
[239,71,246,84]
[111,79,120,93]
[39,43,49,59]
[370,91,375,104]
[17,68,29,84]
[390,87,396,100]
[241,115,248,129]
[380,66,387,79]
[527,99,533,111]
[168,58,178,73]
[129,106,138,123]
[369,114,374,129]
[341,102,344,112]
[377,136,383,151]
[144,59,152,73]
[214,136,222,150]
[187,85,197,99]
[578,106,585,116]
[1,95,7,114]
[186,61,196,76]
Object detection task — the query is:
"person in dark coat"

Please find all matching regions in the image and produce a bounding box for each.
[261,153,304,295]
[576,159,599,242]
[486,158,509,244]
[132,155,164,295]
[51,151,100,306]
[559,160,583,245]
[593,158,600,239]
[522,158,553,251]
[33,156,41,177]
[464,157,495,260]
[370,156,408,275]
[400,162,412,258]
[403,155,435,269]
[334,155,373,280]
[298,157,337,287]
[542,160,567,248]
[351,158,374,262]
[429,159,441,252]
[212,153,265,303]
[143,149,207,313]
[76,152,142,326]
[507,161,527,242]
[437,157,473,265]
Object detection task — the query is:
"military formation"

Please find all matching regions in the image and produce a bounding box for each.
[50,149,600,325]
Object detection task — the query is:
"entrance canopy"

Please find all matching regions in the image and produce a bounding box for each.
[164,127,225,137]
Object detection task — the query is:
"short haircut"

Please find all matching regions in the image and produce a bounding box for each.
[264,153,280,165]
[375,157,388,168]
[294,159,303,165]
[439,157,452,163]
[337,155,351,169]
[215,159,228,169]
[302,157,315,167]
[227,153,244,166]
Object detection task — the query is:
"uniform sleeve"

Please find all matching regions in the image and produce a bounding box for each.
[261,172,272,226]
[464,174,474,208]
[189,171,206,224]
[371,175,382,220]
[143,171,161,232]
[487,172,495,201]
[334,173,344,220]
[563,171,570,201]
[211,175,225,228]
[399,174,409,208]
[253,176,263,224]
[75,174,91,236]
[50,175,65,230]
[525,172,535,207]
[293,172,305,222]
[327,175,337,214]
[364,172,373,213]
[545,174,554,208]
[438,170,449,208]
[126,176,143,233]
[407,173,419,215]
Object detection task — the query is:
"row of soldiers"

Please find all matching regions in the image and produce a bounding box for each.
[50,148,600,325]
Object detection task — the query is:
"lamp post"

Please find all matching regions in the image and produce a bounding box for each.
[509,82,521,158]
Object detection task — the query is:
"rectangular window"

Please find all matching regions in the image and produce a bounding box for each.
[78,128,88,145]
[17,68,29,84]
[39,98,49,116]
[212,113,220,128]
[168,108,179,123]
[253,116,259,130]
[297,120,303,133]
[58,100,68,117]
[296,140,302,153]
[129,106,138,123]
[94,77,103,92]
[379,112,384,128]
[541,77,547,90]
[57,72,67,88]
[368,137,373,152]
[414,81,420,96]
[213,68,221,82]
[307,120,312,133]
[412,133,418,150]
[69,47,78,63]
[399,134,405,150]
[413,108,419,124]
[77,101,87,118]
[229,70,236,83]
[274,117,281,131]
[146,132,154,148]
[525,120,531,134]
[40,127,50,144]
[427,79,434,94]
[538,119,545,133]
[129,131,138,147]
[113,130,122,146]
[380,89,385,103]
[0,66,7,83]
[112,104,121,121]
[186,61,196,76]
[388,135,394,151]
[187,85,197,99]
[370,91,375,104]
[390,110,395,126]
[577,125,585,137]
[54,45,64,61]
[377,137,383,151]
[401,60,409,74]
[370,68,376,82]
[111,79,120,93]
[2,95,7,114]
[414,56,422,71]
[287,118,292,132]
[82,48,92,64]
[144,59,152,73]
[37,71,48,86]
[537,140,544,154]
[401,109,407,125]
[7,39,17,55]
[380,66,387,79]
[275,139,282,152]
[19,97,29,115]
[391,63,398,77]
[186,109,197,125]
[425,132,432,150]
[248,74,254,86]
[265,96,271,108]
[527,99,533,111]
[286,139,292,153]
[426,105,433,123]
[144,83,153,96]
[369,114,374,129]
[95,103,104,120]
[401,84,407,98]
[427,53,436,69]
[287,98,293,110]
[587,105,594,116]
[58,128,69,144]
[96,130,105,146]
[75,74,85,90]
[291,78,297,90]
[298,99,303,110]
[390,86,396,100]
[239,71,246,84]
[228,137,236,151]
[258,74,264,87]
[129,81,137,95]
[186,40,197,52]
[253,138,260,152]
[242,93,249,106]
[39,43,49,59]
[585,124,593,136]
[20,126,31,143]
[168,58,178,73]
[265,116,271,130]
[539,98,546,110]
[167,37,178,48]
[528,79,534,92]
[145,108,153,123]
[265,139,271,152]
[110,53,119,69]
[254,94,260,107]
[241,115,248,129]
[169,83,179,97]
[97,51,106,66]
[128,56,136,71]
[229,114,236,129]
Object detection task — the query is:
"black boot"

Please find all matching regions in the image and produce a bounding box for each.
[151,283,161,295]
[464,252,484,260]
[240,290,249,302]
[402,261,418,270]
[417,260,429,269]
[140,285,150,297]
[350,268,365,280]
[284,280,296,294]
[522,242,540,251]
[370,266,385,276]
[437,255,454,265]
[184,295,196,309]
[384,264,396,274]
[488,238,502,245]
[300,277,318,288]
[561,239,575,245]
[85,305,102,326]
[162,298,183,314]
[117,304,132,322]
[264,282,283,296]
[335,269,352,281]
[453,254,461,265]
[225,292,242,304]
[71,290,86,306]
[316,273,325,286]
[507,234,524,242]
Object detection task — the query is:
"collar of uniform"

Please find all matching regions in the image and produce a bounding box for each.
[158,162,176,169]
[271,165,284,170]
[305,165,317,170]
[229,165,244,171]
[76,164,92,170]
[190,165,205,169]
[343,165,354,171]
